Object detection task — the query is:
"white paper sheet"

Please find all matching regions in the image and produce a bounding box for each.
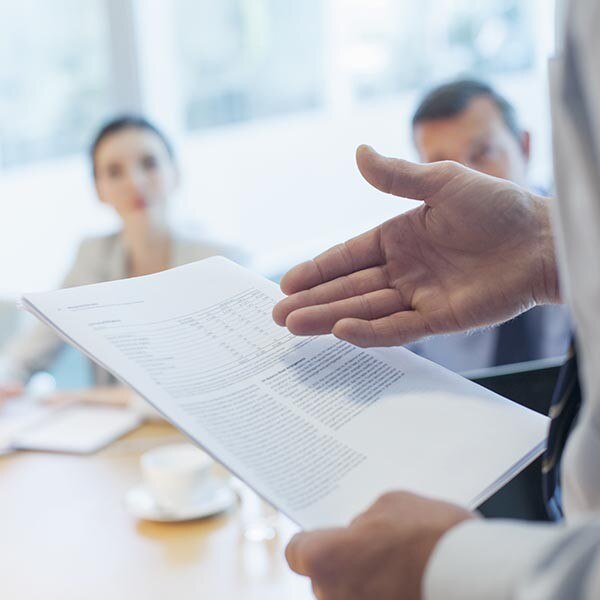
[22,257,549,528]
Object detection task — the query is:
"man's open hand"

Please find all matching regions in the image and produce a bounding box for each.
[273,146,558,347]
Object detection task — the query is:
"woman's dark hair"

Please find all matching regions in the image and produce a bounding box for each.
[90,115,175,175]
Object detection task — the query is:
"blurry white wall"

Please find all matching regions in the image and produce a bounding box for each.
[0,0,555,297]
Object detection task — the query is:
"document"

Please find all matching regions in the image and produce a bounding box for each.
[0,397,141,454]
[21,257,548,528]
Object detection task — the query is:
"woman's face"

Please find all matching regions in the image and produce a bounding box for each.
[93,127,178,223]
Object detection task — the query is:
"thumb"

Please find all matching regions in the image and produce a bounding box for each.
[285,527,351,576]
[356,145,455,202]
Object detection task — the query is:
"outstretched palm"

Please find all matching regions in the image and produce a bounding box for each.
[273,145,558,347]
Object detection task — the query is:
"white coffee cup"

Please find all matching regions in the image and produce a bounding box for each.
[140,443,215,512]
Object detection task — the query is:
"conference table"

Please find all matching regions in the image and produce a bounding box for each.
[0,421,313,599]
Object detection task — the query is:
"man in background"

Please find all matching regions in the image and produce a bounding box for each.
[407,79,570,372]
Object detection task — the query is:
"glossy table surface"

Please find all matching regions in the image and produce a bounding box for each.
[0,421,313,600]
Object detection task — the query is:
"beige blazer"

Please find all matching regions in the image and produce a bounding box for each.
[0,232,242,386]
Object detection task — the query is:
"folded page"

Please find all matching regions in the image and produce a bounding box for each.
[22,257,548,528]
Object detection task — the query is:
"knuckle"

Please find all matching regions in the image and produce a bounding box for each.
[358,294,374,320]
[340,274,357,298]
[438,159,462,172]
[375,490,407,508]
[378,490,399,504]
[433,159,464,181]
[335,242,355,274]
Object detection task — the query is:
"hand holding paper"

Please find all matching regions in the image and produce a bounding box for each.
[286,491,476,600]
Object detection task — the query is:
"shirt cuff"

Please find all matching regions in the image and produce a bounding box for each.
[423,518,563,600]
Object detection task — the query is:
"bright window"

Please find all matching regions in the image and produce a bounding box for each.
[339,0,536,100]
[0,0,112,168]
[174,0,325,130]
[0,0,555,295]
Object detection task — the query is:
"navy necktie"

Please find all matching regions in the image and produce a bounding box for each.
[494,308,545,365]
[542,341,582,520]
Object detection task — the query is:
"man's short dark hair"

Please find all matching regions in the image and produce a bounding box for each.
[412,79,522,141]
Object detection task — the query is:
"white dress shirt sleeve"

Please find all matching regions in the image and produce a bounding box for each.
[424,517,600,599]
[426,1,600,597]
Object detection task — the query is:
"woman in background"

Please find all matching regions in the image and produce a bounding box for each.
[0,115,241,406]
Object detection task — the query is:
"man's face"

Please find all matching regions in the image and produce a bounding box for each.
[413,96,530,185]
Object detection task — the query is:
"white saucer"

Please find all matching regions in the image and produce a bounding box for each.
[125,480,237,522]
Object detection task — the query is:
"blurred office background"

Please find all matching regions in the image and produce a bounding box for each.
[0,0,555,297]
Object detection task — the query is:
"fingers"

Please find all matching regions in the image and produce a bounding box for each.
[278,147,462,315]
[280,228,384,295]
[278,147,458,296]
[285,528,350,577]
[273,266,389,326]
[284,289,408,335]
[332,312,432,347]
[356,145,456,203]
